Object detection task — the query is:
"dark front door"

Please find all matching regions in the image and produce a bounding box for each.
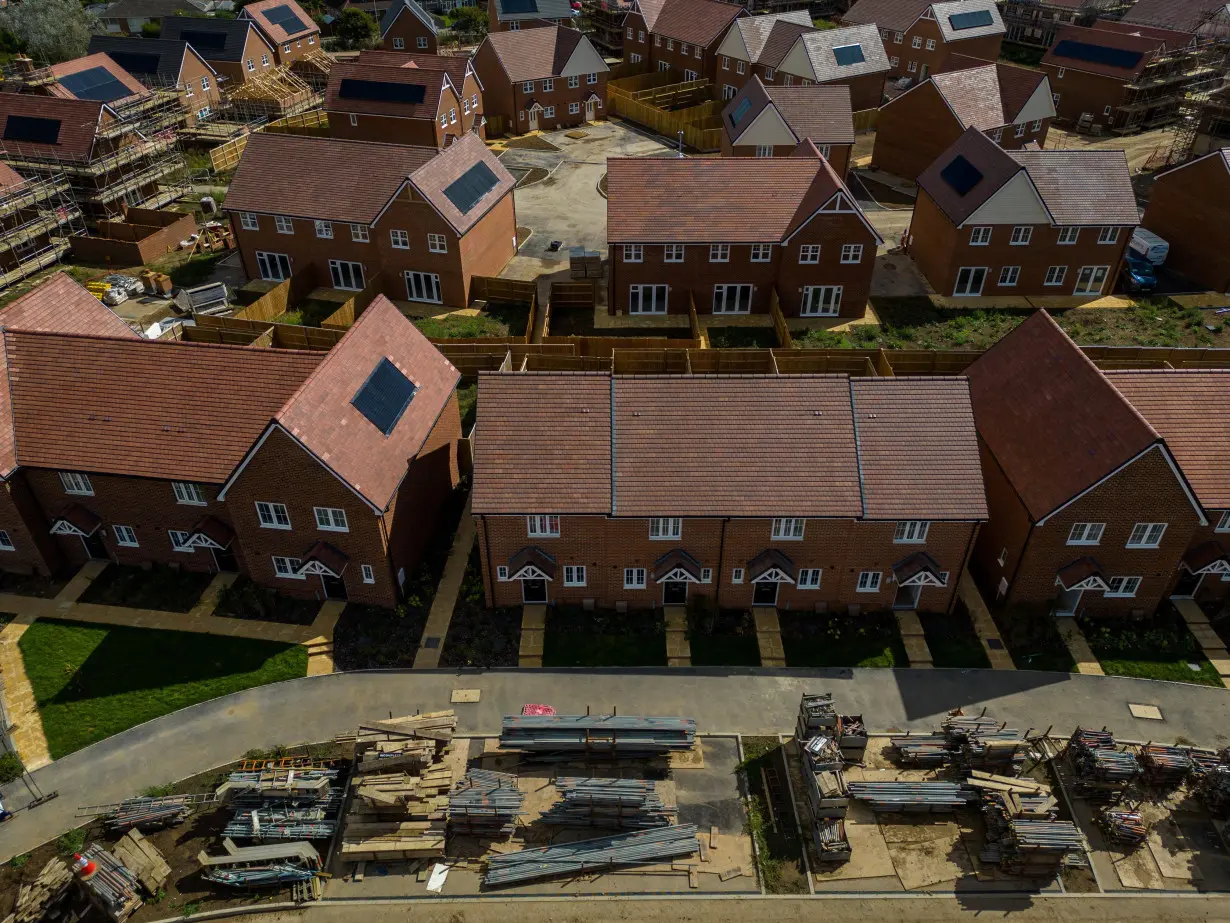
[212,545,238,573]
[752,581,778,606]
[321,574,348,600]
[522,579,547,603]
[663,581,688,605]
[1172,570,1203,599]
[81,531,108,560]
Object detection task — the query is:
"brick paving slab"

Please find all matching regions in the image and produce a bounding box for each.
[1188,624,1224,651]
[958,572,1015,671]
[902,634,934,667]
[664,605,690,666]
[521,604,547,631]
[894,610,925,637]
[1057,620,1105,676]
[1174,598,1211,625]
[0,613,50,770]
[413,498,475,670]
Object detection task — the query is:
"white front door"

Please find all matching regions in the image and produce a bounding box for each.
[1074,265,1109,295]
[801,285,842,316]
[1054,587,1082,617]
[329,259,364,291]
[713,283,752,313]
[256,250,292,281]
[405,270,442,303]
[722,84,736,100]
[954,266,987,296]
[585,99,595,121]
[528,107,539,131]
[629,284,667,314]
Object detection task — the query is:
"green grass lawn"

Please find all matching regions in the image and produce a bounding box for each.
[993,606,1077,672]
[457,383,477,433]
[78,564,214,613]
[920,610,990,669]
[1082,615,1224,687]
[706,326,780,349]
[414,314,509,339]
[778,611,908,668]
[20,619,308,758]
[542,607,666,667]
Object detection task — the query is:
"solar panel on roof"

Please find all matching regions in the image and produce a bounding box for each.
[3,115,61,145]
[832,43,865,66]
[263,3,309,34]
[940,154,983,196]
[1051,39,1145,69]
[352,357,416,436]
[727,97,751,127]
[444,161,499,213]
[501,0,538,14]
[58,65,132,103]
[107,50,162,76]
[180,29,229,54]
[948,9,994,30]
[338,77,428,104]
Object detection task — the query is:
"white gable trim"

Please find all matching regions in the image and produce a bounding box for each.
[899,569,948,587]
[730,103,797,146]
[656,566,700,584]
[299,559,345,577]
[186,533,226,549]
[961,170,1051,227]
[716,24,751,62]
[778,37,818,81]
[1015,77,1056,124]
[783,190,885,245]
[50,520,90,537]
[751,566,794,584]
[1056,573,1110,591]
[1190,558,1230,575]
[560,36,609,79]
[509,563,553,580]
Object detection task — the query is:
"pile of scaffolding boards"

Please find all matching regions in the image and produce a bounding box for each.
[540,777,674,829]
[891,711,1028,774]
[221,761,346,842]
[483,824,701,887]
[447,769,526,837]
[847,781,977,813]
[1067,728,1141,799]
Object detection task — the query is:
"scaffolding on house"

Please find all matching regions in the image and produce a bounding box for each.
[291,48,335,91]
[0,173,85,291]
[1109,40,1222,134]
[581,0,633,58]
[999,0,1130,49]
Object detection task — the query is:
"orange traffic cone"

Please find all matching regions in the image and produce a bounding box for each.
[71,854,97,879]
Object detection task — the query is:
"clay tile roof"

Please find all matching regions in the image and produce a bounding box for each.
[188,515,234,548]
[916,126,1022,225]
[613,375,863,518]
[225,133,436,224]
[0,163,24,192]
[759,20,815,67]
[1056,556,1106,589]
[1105,369,1230,509]
[359,50,472,90]
[850,377,988,520]
[653,548,703,581]
[1184,540,1228,573]
[508,546,557,579]
[965,311,1159,522]
[785,25,890,83]
[606,155,841,243]
[1040,24,1162,78]
[472,372,612,515]
[0,94,105,162]
[1093,19,1197,45]
[380,0,439,37]
[930,61,1046,130]
[54,503,102,536]
[87,36,197,83]
[930,0,1004,41]
[300,540,349,576]
[1124,0,1228,33]
[49,53,150,105]
[408,132,516,235]
[1008,148,1138,226]
[842,0,931,31]
[764,84,855,144]
[728,11,811,63]
[241,0,319,41]
[325,60,447,119]
[481,24,591,83]
[892,550,944,583]
[747,547,795,581]
[648,0,745,46]
[271,296,459,511]
[4,330,321,483]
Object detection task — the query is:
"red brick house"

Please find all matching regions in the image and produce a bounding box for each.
[606,143,882,318]
[160,17,279,86]
[1040,22,1201,134]
[226,132,516,307]
[966,310,1205,619]
[621,0,746,81]
[359,50,485,135]
[87,35,224,125]
[873,57,1054,180]
[842,0,1005,82]
[326,60,468,147]
[239,0,321,66]
[472,372,987,612]
[46,53,151,107]
[720,78,855,177]
[711,11,813,97]
[1140,149,1230,293]
[1121,0,1230,38]
[380,0,440,52]
[907,127,1137,298]
[0,276,464,607]
[472,24,608,135]
[489,0,573,32]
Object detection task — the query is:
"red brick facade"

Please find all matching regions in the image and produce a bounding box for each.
[1041,65,1123,131]
[877,18,1002,81]
[382,10,439,51]
[328,82,465,147]
[490,16,570,32]
[621,9,742,82]
[1141,153,1230,293]
[472,36,608,136]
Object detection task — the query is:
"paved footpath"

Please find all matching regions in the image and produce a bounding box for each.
[2,666,1230,861]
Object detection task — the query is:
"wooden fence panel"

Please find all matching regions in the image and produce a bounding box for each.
[769,293,794,348]
[471,276,536,304]
[612,349,690,374]
[852,108,878,132]
[550,281,595,308]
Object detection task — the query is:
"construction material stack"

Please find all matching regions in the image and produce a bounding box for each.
[1098,808,1148,846]
[78,845,143,922]
[992,819,1086,877]
[498,714,696,760]
[541,777,674,829]
[97,795,197,832]
[221,763,346,841]
[847,781,977,813]
[892,712,1028,774]
[199,839,322,893]
[447,769,526,837]
[976,771,1085,874]
[1138,744,1194,788]
[1193,749,1230,817]
[110,830,170,896]
[13,859,75,923]
[483,825,701,887]
[337,711,462,862]
[795,694,852,860]
[796,693,837,743]
[1067,729,1141,800]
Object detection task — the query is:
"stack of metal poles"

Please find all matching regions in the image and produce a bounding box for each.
[80,846,143,920]
[847,781,976,812]
[1139,744,1193,786]
[447,769,526,836]
[202,865,318,888]
[498,715,696,759]
[103,797,192,832]
[541,777,673,829]
[483,824,699,887]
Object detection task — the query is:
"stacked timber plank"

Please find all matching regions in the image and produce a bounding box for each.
[483,825,700,887]
[348,711,457,773]
[540,777,673,829]
[448,769,526,836]
[110,831,170,895]
[13,858,75,923]
[498,714,696,759]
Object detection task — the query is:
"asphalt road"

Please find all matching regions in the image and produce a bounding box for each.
[3,667,1229,862]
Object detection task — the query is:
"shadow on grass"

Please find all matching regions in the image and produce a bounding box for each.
[542,606,666,667]
[779,609,909,668]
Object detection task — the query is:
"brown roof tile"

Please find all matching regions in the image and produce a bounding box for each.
[358,50,474,89]
[0,163,24,191]
[241,0,318,41]
[0,94,105,162]
[916,126,1022,224]
[407,132,516,235]
[471,372,613,515]
[480,24,589,83]
[648,0,744,46]
[965,311,1159,522]
[1008,148,1138,226]
[726,11,811,64]
[851,377,988,520]
[271,296,459,511]
[930,59,1047,130]
[1040,24,1162,78]
[5,330,321,483]
[325,60,448,119]
[1106,369,1230,510]
[842,0,928,30]
[1123,0,1224,33]
[765,84,855,144]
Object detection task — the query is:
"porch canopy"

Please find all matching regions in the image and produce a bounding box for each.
[748,548,795,584]
[1055,556,1109,592]
[1182,540,1230,576]
[654,548,704,584]
[49,503,101,537]
[298,541,349,578]
[893,551,947,587]
[508,546,556,581]
[185,515,235,550]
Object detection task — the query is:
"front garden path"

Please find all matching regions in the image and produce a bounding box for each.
[1174,597,1230,681]
[956,573,1016,670]
[894,610,933,668]
[1056,619,1105,676]
[412,496,475,670]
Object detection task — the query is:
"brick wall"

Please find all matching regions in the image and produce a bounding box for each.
[646,30,721,82]
[327,94,457,147]
[508,74,608,134]
[491,16,570,32]
[883,20,1002,81]
[264,29,321,66]
[180,52,224,124]
[968,436,1034,606]
[0,474,64,576]
[724,141,852,177]
[1142,156,1230,293]
[1042,64,1124,129]
[383,14,438,52]
[1183,517,1230,605]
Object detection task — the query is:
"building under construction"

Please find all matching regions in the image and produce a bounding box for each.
[1165,9,1230,162]
[581,0,632,59]
[0,165,85,290]
[999,0,1130,49]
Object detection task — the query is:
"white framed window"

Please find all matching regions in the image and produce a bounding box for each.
[624,567,646,589]
[309,35,315,44]
[1074,265,1109,294]
[275,215,294,234]
[522,80,533,92]
[1045,265,1067,286]
[911,35,921,47]
[283,42,291,52]
[798,568,822,589]
[172,481,206,505]
[680,42,689,54]
[564,565,586,586]
[246,57,255,72]
[750,243,773,262]
[731,567,744,584]
[840,244,863,263]
[197,105,212,119]
[755,145,773,158]
[544,106,555,118]
[314,507,349,532]
[817,144,831,157]
[428,233,447,253]
[701,568,712,583]
[497,565,509,581]
[1067,522,1104,545]
[1098,226,1120,245]
[273,555,305,579]
[764,67,774,80]
[666,38,673,49]
[1056,66,1065,78]
[239,211,258,230]
[1127,522,1166,548]
[1031,119,1042,131]
[781,74,793,86]
[472,94,478,108]
[543,78,554,92]
[361,564,375,583]
[185,79,194,97]
[169,530,193,552]
[998,265,1020,286]
[623,243,643,262]
[417,36,428,48]
[649,517,682,540]
[527,514,560,537]
[0,530,11,551]
[569,102,580,114]
[390,229,409,249]
[351,224,369,243]
[1216,511,1230,533]
[113,525,138,548]
[589,71,598,83]
[654,34,661,46]
[567,75,579,88]
[1010,226,1032,246]
[1014,122,1025,138]
[1058,227,1079,245]
[59,471,93,496]
[393,36,405,48]
[801,285,841,316]
[449,107,457,124]
[261,53,270,66]
[893,31,903,43]
[721,55,729,69]
[970,226,992,246]
[771,518,805,540]
[925,38,935,50]
[315,220,334,240]
[256,501,291,530]
[1106,576,1142,598]
[908,60,917,73]
[990,127,1002,142]
[736,60,745,74]
[349,113,358,126]
[710,243,729,262]
[627,26,633,38]
[440,114,448,129]
[463,97,470,115]
[894,521,929,543]
[509,20,520,29]
[890,55,900,67]
[857,571,882,592]
[799,244,820,264]
[664,243,684,262]
[629,284,668,314]
[1103,105,1112,115]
